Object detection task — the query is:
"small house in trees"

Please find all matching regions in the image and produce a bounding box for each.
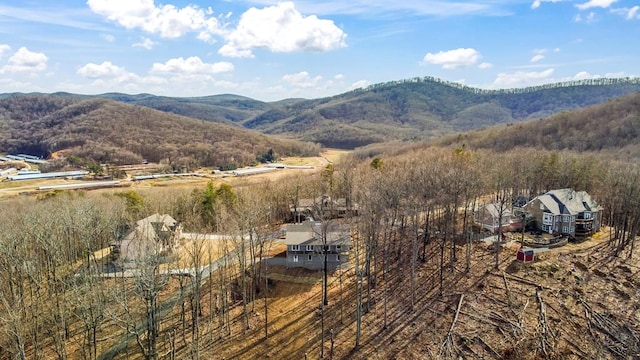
[290,195,358,222]
[112,213,182,264]
[474,203,513,233]
[520,189,602,238]
[283,220,351,270]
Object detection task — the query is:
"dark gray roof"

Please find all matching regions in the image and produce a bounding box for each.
[284,221,351,246]
[533,189,602,215]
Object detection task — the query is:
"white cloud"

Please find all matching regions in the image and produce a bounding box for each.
[575,11,596,22]
[531,0,566,10]
[604,71,628,77]
[0,78,41,92]
[571,71,593,80]
[566,71,629,80]
[576,0,617,10]
[350,80,371,90]
[1,47,48,73]
[150,56,234,75]
[77,61,128,78]
[218,2,347,58]
[334,74,344,80]
[100,34,116,43]
[87,0,221,39]
[553,47,561,52]
[478,62,493,69]
[0,44,10,59]
[133,37,157,50]
[422,48,481,69]
[571,71,601,80]
[552,71,631,83]
[494,68,554,87]
[530,54,545,63]
[77,61,169,90]
[611,6,640,20]
[282,71,322,88]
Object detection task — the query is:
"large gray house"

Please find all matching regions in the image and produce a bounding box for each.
[283,220,351,270]
[519,189,603,238]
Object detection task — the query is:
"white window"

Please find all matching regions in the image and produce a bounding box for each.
[540,203,545,210]
[306,245,314,251]
[293,255,299,262]
[336,245,341,251]
[563,216,570,223]
[291,245,300,251]
[570,226,575,233]
[562,226,569,233]
[571,216,575,222]
[584,212,591,219]
[336,255,340,262]
[543,214,553,225]
[308,255,312,261]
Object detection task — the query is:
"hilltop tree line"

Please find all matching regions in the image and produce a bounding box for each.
[357,75,640,95]
[0,147,639,359]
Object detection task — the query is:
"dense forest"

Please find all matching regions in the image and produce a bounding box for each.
[48,92,273,127]
[437,92,640,156]
[1,143,639,359]
[0,95,320,168]
[3,77,640,149]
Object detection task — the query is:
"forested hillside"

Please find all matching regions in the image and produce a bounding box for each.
[3,77,639,149]
[241,77,640,147]
[1,146,639,359]
[97,92,272,126]
[0,95,319,168]
[437,92,640,156]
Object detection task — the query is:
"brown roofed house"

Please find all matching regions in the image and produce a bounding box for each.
[114,214,182,265]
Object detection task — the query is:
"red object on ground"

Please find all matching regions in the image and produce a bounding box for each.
[516,248,535,262]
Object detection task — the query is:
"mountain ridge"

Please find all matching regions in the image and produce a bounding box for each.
[2,76,640,149]
[0,95,319,168]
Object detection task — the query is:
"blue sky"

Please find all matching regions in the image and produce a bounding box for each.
[0,0,638,101]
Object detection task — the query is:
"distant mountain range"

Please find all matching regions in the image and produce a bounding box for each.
[0,96,318,168]
[2,76,640,151]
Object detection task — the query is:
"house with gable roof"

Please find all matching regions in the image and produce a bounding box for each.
[112,213,182,264]
[283,220,351,270]
[474,203,513,233]
[290,195,359,222]
[520,189,602,238]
